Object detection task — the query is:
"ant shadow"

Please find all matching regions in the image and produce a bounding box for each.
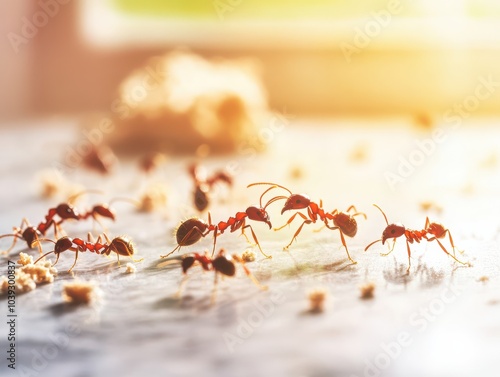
[383,256,449,288]
[46,302,84,317]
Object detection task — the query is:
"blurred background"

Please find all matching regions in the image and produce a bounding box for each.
[2,0,500,121]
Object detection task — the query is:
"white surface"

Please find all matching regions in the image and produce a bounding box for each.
[0,118,499,377]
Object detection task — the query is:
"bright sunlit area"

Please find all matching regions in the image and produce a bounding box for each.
[1,1,499,377]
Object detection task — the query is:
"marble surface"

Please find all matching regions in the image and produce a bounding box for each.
[0,117,499,377]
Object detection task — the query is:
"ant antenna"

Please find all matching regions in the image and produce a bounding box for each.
[373,204,389,226]
[264,195,288,209]
[68,189,104,204]
[108,197,141,207]
[247,182,292,195]
[34,250,58,266]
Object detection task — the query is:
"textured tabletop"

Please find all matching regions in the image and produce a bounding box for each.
[0,118,499,377]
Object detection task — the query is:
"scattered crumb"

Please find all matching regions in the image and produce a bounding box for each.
[1,271,36,294]
[0,258,57,296]
[17,252,34,266]
[360,282,376,300]
[62,281,100,305]
[37,168,66,198]
[477,276,489,284]
[308,289,327,314]
[419,201,443,214]
[107,51,270,155]
[480,153,497,169]
[241,249,256,263]
[413,113,434,130]
[125,263,137,274]
[138,182,168,212]
[289,165,304,180]
[19,264,55,284]
[349,143,369,163]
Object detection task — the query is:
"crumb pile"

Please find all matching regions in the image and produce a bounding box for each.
[107,51,270,154]
[62,281,101,304]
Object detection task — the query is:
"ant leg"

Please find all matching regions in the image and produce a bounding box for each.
[346,206,367,220]
[427,237,469,266]
[324,225,356,264]
[0,234,22,255]
[274,212,309,231]
[242,225,271,258]
[405,240,412,274]
[210,227,219,257]
[424,217,430,229]
[283,220,312,251]
[175,274,189,298]
[68,249,79,272]
[444,229,463,255]
[380,239,397,257]
[160,227,210,258]
[232,255,268,290]
[210,272,219,304]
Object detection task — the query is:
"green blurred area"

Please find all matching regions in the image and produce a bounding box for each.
[114,0,399,19]
[114,0,500,19]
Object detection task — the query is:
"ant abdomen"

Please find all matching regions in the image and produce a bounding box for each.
[333,212,358,238]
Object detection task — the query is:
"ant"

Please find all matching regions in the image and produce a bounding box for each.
[68,190,140,230]
[160,194,272,259]
[247,182,366,264]
[364,204,469,273]
[0,203,80,255]
[189,163,233,211]
[34,233,143,272]
[178,249,267,302]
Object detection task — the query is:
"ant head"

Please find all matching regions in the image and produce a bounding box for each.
[109,236,135,257]
[54,237,73,254]
[56,204,79,220]
[92,205,115,221]
[193,184,210,212]
[382,224,405,244]
[22,227,39,248]
[181,255,196,273]
[281,194,311,214]
[246,206,272,229]
[212,253,236,277]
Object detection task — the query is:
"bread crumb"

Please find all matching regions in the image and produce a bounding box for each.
[1,271,36,294]
[477,276,489,284]
[289,165,304,180]
[241,249,256,262]
[17,252,34,266]
[360,282,376,299]
[107,51,270,155]
[138,182,168,212]
[0,258,57,296]
[349,143,369,163]
[308,289,327,313]
[419,201,443,214]
[125,263,136,274]
[19,264,55,284]
[63,281,100,305]
[413,113,434,130]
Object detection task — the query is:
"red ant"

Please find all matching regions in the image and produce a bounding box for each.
[0,203,80,254]
[189,163,233,211]
[178,249,267,302]
[34,233,143,272]
[160,195,272,259]
[364,204,469,273]
[247,182,366,264]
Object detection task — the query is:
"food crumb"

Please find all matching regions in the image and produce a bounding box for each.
[17,252,34,266]
[63,281,100,305]
[360,282,376,300]
[1,271,36,294]
[241,249,256,262]
[125,263,136,274]
[477,276,489,284]
[138,183,168,212]
[19,264,55,284]
[308,289,327,314]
